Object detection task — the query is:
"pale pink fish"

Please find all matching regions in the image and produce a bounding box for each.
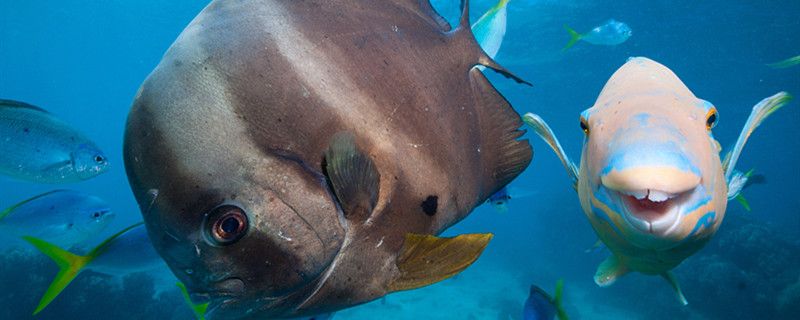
[523,57,791,305]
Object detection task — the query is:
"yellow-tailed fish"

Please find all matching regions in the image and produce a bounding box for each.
[523,57,791,305]
[178,282,208,320]
[23,222,164,314]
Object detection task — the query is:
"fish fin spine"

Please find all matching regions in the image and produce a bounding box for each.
[563,25,582,51]
[662,271,688,305]
[324,132,380,221]
[469,69,532,203]
[22,236,93,315]
[388,233,492,291]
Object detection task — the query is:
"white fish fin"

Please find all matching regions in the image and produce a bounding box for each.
[472,0,509,61]
[662,271,688,306]
[522,113,579,188]
[723,92,792,180]
[726,169,749,200]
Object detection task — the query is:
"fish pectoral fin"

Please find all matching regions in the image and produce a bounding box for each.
[469,68,533,202]
[523,113,580,188]
[662,271,689,306]
[723,92,792,180]
[593,254,628,287]
[388,233,492,291]
[22,236,93,315]
[324,132,380,221]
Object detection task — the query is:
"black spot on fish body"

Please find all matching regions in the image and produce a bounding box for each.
[22,128,29,133]
[421,195,438,216]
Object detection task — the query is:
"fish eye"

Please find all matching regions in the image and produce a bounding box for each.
[205,205,249,246]
[705,108,718,130]
[92,211,101,218]
[94,155,106,164]
[580,116,590,134]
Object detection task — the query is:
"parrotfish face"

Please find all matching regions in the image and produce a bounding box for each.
[578,57,728,250]
[71,143,110,180]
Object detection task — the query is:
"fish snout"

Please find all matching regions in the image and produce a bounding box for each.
[601,166,700,196]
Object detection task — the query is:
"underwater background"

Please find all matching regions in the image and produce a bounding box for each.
[1,0,798,319]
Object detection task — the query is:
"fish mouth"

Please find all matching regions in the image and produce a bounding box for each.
[610,186,696,235]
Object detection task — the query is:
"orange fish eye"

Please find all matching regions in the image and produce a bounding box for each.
[580,116,590,134]
[705,108,718,130]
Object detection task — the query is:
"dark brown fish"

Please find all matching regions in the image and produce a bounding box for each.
[123,0,531,318]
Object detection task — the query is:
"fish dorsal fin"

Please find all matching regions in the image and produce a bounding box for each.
[395,0,451,32]
[22,222,143,314]
[0,99,49,113]
[388,233,492,291]
[523,113,579,188]
[468,68,532,202]
[662,271,688,306]
[594,254,628,287]
[324,132,380,221]
[723,92,791,180]
[0,190,66,221]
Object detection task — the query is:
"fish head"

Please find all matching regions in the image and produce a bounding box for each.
[72,194,115,236]
[71,143,110,179]
[124,76,347,318]
[579,57,727,250]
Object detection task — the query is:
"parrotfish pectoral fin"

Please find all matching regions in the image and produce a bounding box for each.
[471,0,510,60]
[324,132,380,221]
[388,233,492,291]
[522,113,579,188]
[177,282,208,320]
[22,236,92,315]
[723,92,792,180]
[662,271,688,306]
[594,254,628,287]
[554,279,569,320]
[22,222,143,315]
[562,25,582,51]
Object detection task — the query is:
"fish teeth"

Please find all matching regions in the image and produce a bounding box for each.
[647,190,673,202]
[623,189,648,200]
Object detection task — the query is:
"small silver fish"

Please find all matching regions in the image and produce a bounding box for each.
[563,19,632,51]
[0,189,115,249]
[0,99,109,183]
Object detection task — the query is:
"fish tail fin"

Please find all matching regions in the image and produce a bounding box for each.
[177,282,208,320]
[453,0,530,85]
[22,236,93,315]
[563,25,581,51]
[554,279,569,320]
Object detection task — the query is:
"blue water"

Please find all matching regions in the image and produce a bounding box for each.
[1,0,798,319]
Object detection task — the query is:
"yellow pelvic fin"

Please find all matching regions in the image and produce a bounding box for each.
[594,254,628,287]
[388,233,493,291]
